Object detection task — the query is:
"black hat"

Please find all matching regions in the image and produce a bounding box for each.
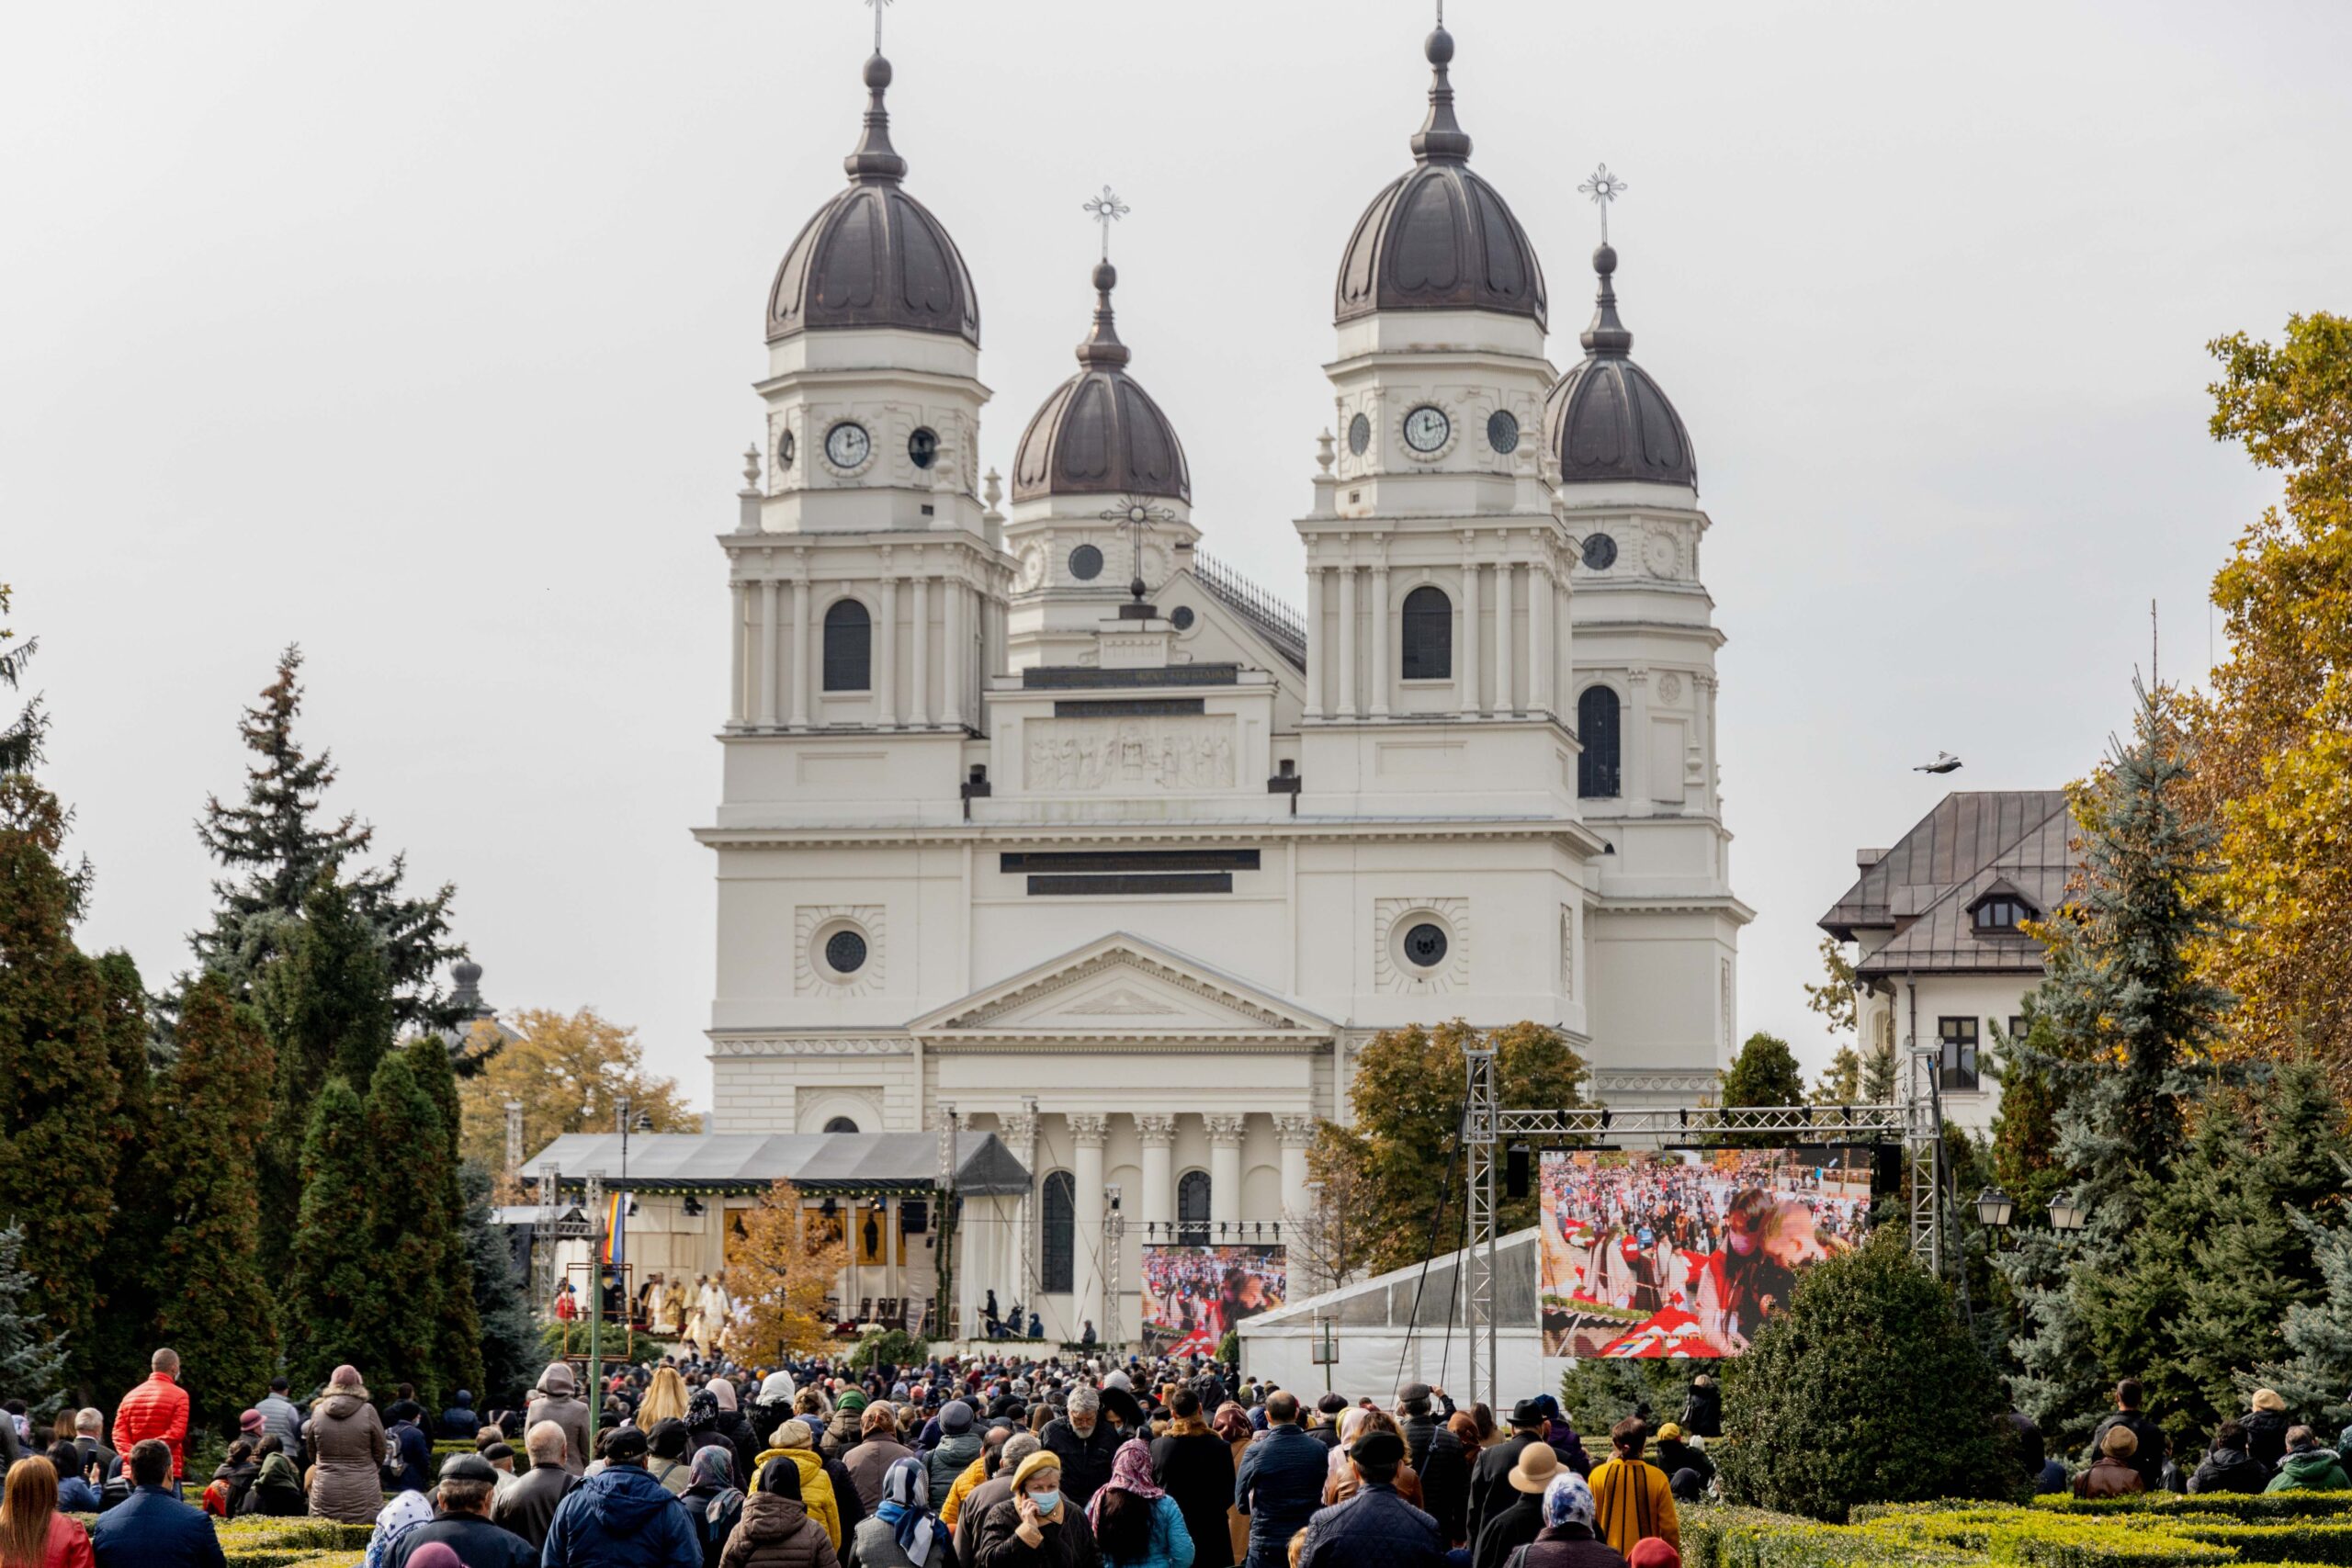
[1398,1382,1433,1404]
[603,1427,650,1462]
[1351,1429,1408,1467]
[1317,1393,1349,1416]
[1510,1399,1547,1428]
[439,1452,499,1483]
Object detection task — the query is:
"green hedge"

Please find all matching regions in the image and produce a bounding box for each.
[1683,1499,2352,1568]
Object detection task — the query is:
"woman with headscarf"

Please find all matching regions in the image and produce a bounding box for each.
[308,1365,389,1524]
[975,1450,1102,1568]
[685,1447,747,1568]
[362,1487,435,1568]
[1087,1439,1190,1568]
[844,1455,944,1567]
[1515,1470,1626,1568]
[721,1457,842,1568]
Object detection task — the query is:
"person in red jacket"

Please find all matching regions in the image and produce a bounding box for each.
[111,1350,191,1493]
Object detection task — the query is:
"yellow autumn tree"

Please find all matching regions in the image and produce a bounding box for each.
[2188,311,2352,1083]
[454,1007,694,1176]
[722,1181,847,1361]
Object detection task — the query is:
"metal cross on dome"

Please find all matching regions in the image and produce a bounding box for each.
[1579,164,1629,245]
[1083,185,1130,262]
[1101,493,1175,602]
[865,0,891,52]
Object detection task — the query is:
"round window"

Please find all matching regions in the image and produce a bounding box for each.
[1403,922,1449,969]
[1582,533,1619,571]
[777,429,796,469]
[1069,544,1105,581]
[1487,409,1520,454]
[1170,605,1195,630]
[908,427,939,469]
[824,930,868,975]
[1347,412,1372,456]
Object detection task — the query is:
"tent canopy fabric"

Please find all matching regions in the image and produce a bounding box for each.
[517,1131,1029,1196]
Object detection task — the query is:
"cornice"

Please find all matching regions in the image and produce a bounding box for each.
[695,817,1609,852]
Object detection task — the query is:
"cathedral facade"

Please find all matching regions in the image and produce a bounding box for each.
[695,21,1749,1343]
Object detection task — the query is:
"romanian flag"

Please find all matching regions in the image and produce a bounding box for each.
[602,1190,629,1266]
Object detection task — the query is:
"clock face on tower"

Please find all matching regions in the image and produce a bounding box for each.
[1403,405,1452,454]
[823,421,871,470]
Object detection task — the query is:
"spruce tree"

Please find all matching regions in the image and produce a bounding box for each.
[0,1226,67,1415]
[284,1076,373,1390]
[192,645,463,1032]
[409,1036,484,1402]
[150,974,279,1432]
[462,1161,537,1406]
[1996,683,2233,1442]
[1720,1032,1808,1146]
[2256,1163,2352,1428]
[0,774,126,1392]
[0,584,42,779]
[85,950,164,1401]
[351,1050,449,1406]
[1988,1003,2070,1221]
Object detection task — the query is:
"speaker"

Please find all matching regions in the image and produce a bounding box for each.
[1506,1144,1531,1199]
[1871,1144,1904,1201]
[902,1199,928,1235]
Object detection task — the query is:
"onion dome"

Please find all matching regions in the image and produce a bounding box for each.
[1013,263,1191,503]
[1544,244,1695,487]
[766,52,979,345]
[1333,25,1545,328]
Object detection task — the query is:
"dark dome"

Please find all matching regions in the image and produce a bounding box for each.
[1544,245,1694,488]
[766,53,979,346]
[1013,263,1190,503]
[1333,27,1545,329]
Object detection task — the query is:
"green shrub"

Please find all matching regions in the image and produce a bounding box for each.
[1681,1498,2352,1568]
[1715,1230,2018,1521]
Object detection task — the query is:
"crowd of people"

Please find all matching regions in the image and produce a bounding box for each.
[0,1341,1710,1568]
[2032,1378,2352,1500]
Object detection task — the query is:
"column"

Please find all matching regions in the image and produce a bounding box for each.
[1304,559,1327,720]
[1205,1114,1244,1232]
[1459,537,1480,718]
[789,574,811,730]
[876,566,899,728]
[1004,1107,1038,1303]
[1530,555,1553,718]
[1274,1114,1315,1226]
[1337,560,1358,720]
[1136,1114,1176,1244]
[1496,559,1515,716]
[755,578,779,728]
[1069,1113,1109,1339]
[942,572,965,729]
[728,581,749,726]
[1369,558,1391,719]
[910,564,931,728]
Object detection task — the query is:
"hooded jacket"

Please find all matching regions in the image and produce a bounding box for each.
[2188,1445,2269,1495]
[544,1461,704,1568]
[2267,1449,2352,1494]
[752,1446,844,1549]
[530,1363,597,1476]
[306,1391,389,1523]
[718,1488,840,1568]
[925,1430,984,1508]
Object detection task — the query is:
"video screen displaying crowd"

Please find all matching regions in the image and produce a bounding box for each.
[1139,1247,1287,1357]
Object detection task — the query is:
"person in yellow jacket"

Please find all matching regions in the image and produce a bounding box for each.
[749,1416,843,1548]
[1588,1416,1679,1560]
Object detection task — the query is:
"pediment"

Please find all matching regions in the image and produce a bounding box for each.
[909,933,1330,1038]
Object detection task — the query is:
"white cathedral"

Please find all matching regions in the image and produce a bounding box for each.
[692,19,1750,1344]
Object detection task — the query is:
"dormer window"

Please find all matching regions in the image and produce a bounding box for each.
[1972,896,2033,933]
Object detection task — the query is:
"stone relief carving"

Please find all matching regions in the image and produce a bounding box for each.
[1658,671,1682,705]
[1023,715,1238,792]
[1559,903,1576,998]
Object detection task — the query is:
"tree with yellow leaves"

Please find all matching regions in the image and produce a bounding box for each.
[454,1007,693,1176]
[722,1181,847,1361]
[2190,312,2352,1082]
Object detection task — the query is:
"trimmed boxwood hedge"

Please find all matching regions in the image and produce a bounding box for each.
[1682,1497,2352,1568]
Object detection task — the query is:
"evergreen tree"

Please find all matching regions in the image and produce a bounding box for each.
[253,878,395,1289]
[0,585,42,777]
[1996,684,2233,1442]
[192,645,463,1032]
[0,1226,68,1416]
[462,1161,537,1407]
[351,1049,449,1406]
[1810,1044,1862,1106]
[409,1036,484,1402]
[284,1075,373,1391]
[150,974,279,1432]
[85,950,164,1401]
[1720,1032,1807,1146]
[1988,1002,2071,1223]
[2256,1159,2352,1428]
[0,773,127,1392]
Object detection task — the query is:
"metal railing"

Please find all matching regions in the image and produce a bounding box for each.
[1192,550,1307,669]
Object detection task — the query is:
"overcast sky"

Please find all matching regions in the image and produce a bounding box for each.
[6,1,2346,1103]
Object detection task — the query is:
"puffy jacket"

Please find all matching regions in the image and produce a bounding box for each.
[112,1373,192,1479]
[2188,1446,2268,1495]
[545,1462,704,1568]
[1295,1484,1447,1568]
[925,1431,983,1506]
[719,1489,841,1568]
[2243,1409,2294,1475]
[255,1393,307,1454]
[1234,1425,1327,1568]
[751,1448,844,1549]
[2267,1450,2352,1494]
[306,1393,389,1524]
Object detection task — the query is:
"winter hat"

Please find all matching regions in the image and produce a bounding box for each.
[452,1391,473,1407]
[838,1391,868,1415]
[604,1426,650,1462]
[329,1366,368,1396]
[1011,1450,1063,1494]
[1656,1422,1684,1442]
[774,1418,815,1450]
[1629,1540,1683,1568]
[238,1410,266,1437]
[2253,1389,2289,1414]
[1102,1371,1132,1393]
[940,1401,974,1435]
[1542,1470,1597,1531]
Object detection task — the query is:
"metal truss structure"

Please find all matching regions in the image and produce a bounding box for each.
[1458,1040,1941,1411]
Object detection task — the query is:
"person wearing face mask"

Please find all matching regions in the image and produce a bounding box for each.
[975,1450,1102,1568]
[1041,1390,1121,1511]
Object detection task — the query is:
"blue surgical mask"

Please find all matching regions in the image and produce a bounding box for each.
[1028,1488,1061,1515]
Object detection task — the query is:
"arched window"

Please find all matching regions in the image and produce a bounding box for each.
[1400,586,1453,680]
[822,1115,859,1134]
[822,599,871,692]
[1040,1171,1076,1293]
[1577,686,1621,798]
[1176,1170,1211,1247]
